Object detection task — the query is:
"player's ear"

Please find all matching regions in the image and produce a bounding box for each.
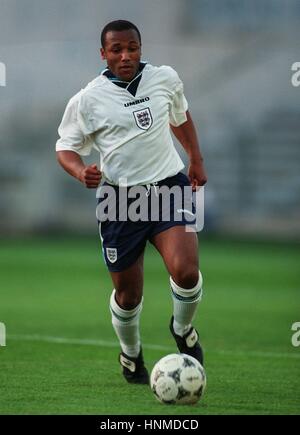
[100,48,106,60]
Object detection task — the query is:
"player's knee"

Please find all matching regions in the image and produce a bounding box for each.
[172,267,199,289]
[115,290,142,310]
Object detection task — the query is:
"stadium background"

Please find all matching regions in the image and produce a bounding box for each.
[0,0,299,415]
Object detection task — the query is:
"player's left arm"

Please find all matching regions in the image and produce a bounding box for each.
[170,110,207,190]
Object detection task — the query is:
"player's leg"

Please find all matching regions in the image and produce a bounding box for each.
[109,252,149,383]
[97,183,150,383]
[110,251,144,358]
[151,225,204,364]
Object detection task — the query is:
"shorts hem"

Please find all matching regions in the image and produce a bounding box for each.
[149,221,189,242]
[104,245,146,273]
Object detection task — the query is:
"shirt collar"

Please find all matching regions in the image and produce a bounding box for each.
[101,62,147,96]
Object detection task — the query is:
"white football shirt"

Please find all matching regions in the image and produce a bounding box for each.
[56,63,188,186]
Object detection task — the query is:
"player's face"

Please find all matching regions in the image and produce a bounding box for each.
[101,29,141,81]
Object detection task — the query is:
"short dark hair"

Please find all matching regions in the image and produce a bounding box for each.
[101,20,141,48]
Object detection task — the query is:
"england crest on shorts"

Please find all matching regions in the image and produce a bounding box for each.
[133,107,153,130]
[106,247,117,263]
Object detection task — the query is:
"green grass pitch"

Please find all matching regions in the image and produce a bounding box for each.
[0,237,299,415]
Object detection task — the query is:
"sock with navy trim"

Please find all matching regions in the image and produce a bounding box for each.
[109,289,142,358]
[170,271,203,337]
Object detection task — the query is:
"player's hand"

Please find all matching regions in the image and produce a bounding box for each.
[79,164,102,188]
[188,160,207,191]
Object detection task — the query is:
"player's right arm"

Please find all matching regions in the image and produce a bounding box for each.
[56,151,101,189]
[56,93,101,188]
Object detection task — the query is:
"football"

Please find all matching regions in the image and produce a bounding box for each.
[150,353,206,405]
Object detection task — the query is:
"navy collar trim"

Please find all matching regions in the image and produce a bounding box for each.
[102,62,147,96]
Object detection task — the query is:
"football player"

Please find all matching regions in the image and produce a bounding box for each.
[56,20,207,384]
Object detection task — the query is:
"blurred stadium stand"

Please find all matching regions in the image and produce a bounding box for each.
[0,0,299,238]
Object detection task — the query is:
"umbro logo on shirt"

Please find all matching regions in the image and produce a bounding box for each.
[124,97,150,107]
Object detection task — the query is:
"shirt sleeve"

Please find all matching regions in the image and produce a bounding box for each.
[169,72,188,127]
[55,93,93,156]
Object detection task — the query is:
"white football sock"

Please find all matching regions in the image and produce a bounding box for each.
[170,271,203,337]
[109,289,142,358]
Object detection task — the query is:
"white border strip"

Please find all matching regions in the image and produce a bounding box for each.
[8,334,172,351]
[7,334,300,359]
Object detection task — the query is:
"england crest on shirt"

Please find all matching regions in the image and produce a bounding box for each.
[133,107,153,130]
[106,248,117,263]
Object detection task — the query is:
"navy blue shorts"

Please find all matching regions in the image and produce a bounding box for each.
[96,172,196,272]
